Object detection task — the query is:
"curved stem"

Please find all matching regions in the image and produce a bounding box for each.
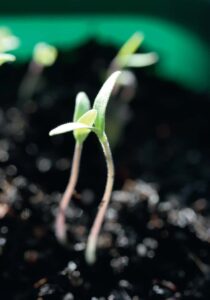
[55,142,82,243]
[85,133,114,264]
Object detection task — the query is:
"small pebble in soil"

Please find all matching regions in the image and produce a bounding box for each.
[68,270,83,287]
[112,190,134,204]
[36,157,52,172]
[38,283,56,297]
[110,256,129,273]
[193,198,207,213]
[0,237,6,247]
[0,149,9,162]
[20,208,31,220]
[106,207,118,221]
[116,233,129,248]
[13,175,27,188]
[143,237,158,249]
[98,232,113,249]
[74,242,86,251]
[6,164,17,177]
[0,226,8,234]
[67,261,77,272]
[136,243,147,257]
[63,292,74,300]
[119,280,132,289]
[81,189,95,205]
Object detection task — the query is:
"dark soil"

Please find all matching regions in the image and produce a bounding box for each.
[0,40,210,300]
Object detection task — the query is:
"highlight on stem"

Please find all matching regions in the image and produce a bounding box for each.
[49,71,121,264]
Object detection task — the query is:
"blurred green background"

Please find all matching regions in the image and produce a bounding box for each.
[0,0,209,93]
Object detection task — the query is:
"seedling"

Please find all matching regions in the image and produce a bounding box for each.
[109,32,158,75]
[49,71,121,264]
[106,33,158,147]
[18,42,58,104]
[53,92,95,243]
[108,32,158,100]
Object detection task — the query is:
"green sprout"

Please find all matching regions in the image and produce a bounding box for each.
[49,71,121,264]
[109,32,158,74]
[106,32,158,147]
[33,42,58,67]
[108,32,158,97]
[18,42,58,105]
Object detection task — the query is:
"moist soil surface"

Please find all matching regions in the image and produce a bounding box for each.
[0,40,210,300]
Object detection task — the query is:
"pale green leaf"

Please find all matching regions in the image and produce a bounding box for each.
[115,32,144,68]
[33,42,58,66]
[73,92,91,122]
[119,52,159,68]
[73,109,97,143]
[77,109,97,125]
[49,122,93,136]
[93,71,121,136]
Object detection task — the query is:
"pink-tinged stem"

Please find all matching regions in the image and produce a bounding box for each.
[18,60,44,104]
[85,134,114,264]
[55,142,82,243]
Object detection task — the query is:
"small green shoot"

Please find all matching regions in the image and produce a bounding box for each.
[117,52,159,68]
[18,42,58,105]
[106,32,158,147]
[109,32,158,72]
[114,32,144,69]
[49,71,121,263]
[33,42,58,67]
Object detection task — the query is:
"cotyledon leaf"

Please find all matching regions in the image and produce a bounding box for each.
[118,52,159,68]
[115,32,144,68]
[49,122,93,137]
[93,71,121,137]
[73,92,91,122]
[73,109,97,144]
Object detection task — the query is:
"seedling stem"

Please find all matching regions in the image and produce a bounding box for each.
[55,142,83,242]
[85,133,114,264]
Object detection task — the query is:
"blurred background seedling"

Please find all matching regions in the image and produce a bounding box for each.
[106,32,158,147]
[18,42,58,105]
